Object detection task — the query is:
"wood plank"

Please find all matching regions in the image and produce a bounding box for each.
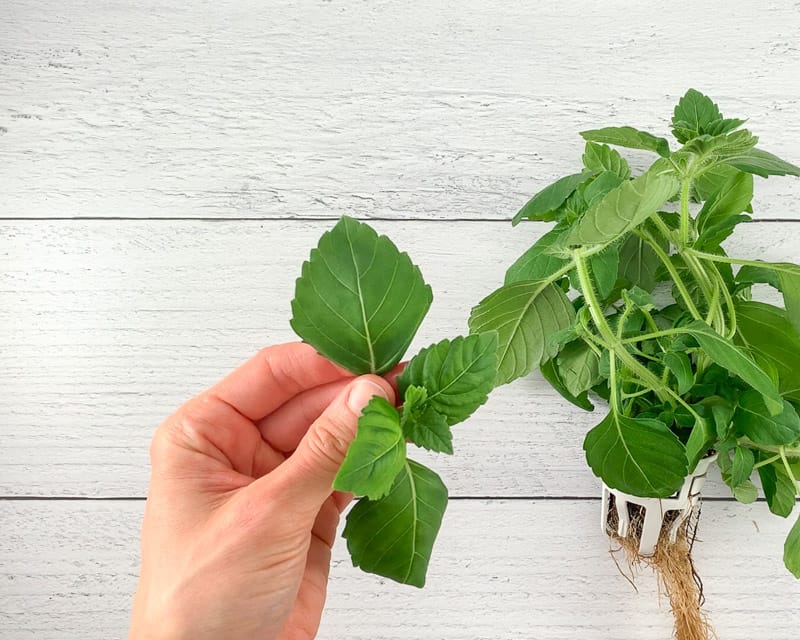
[2,219,797,497]
[2,0,800,220]
[0,499,797,639]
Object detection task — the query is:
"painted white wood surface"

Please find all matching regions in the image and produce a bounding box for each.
[0,219,793,497]
[1,0,800,220]
[0,500,797,640]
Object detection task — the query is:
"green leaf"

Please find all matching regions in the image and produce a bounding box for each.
[469,281,575,385]
[685,416,716,471]
[583,411,688,498]
[540,358,595,411]
[291,216,432,375]
[732,261,800,336]
[555,340,602,397]
[758,461,797,518]
[566,171,680,246]
[580,126,671,158]
[504,226,569,285]
[731,446,755,487]
[334,396,406,500]
[617,233,663,293]
[695,170,753,249]
[588,244,621,300]
[512,172,593,225]
[726,148,800,178]
[664,351,694,394]
[733,480,759,504]
[680,320,783,415]
[582,142,631,179]
[343,459,448,587]
[785,514,800,578]
[672,89,723,143]
[685,130,758,166]
[736,264,781,290]
[693,164,743,202]
[398,333,498,426]
[583,171,626,207]
[735,301,800,402]
[400,386,453,454]
[732,389,800,446]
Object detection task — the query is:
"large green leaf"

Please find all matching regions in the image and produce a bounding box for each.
[726,148,800,178]
[343,459,448,587]
[680,320,783,415]
[583,410,688,498]
[588,244,621,300]
[582,142,631,179]
[291,216,432,375]
[469,281,575,385]
[399,385,453,454]
[732,390,800,446]
[504,226,569,285]
[580,127,671,158]
[556,340,602,397]
[566,172,680,246]
[511,172,593,225]
[398,333,498,425]
[695,170,753,249]
[785,514,800,578]
[732,262,800,337]
[540,358,595,411]
[671,89,723,143]
[758,461,797,518]
[735,301,800,402]
[333,396,406,500]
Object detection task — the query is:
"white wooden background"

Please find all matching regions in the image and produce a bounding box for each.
[2,1,800,638]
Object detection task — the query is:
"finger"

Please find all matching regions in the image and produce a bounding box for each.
[312,496,341,548]
[331,490,354,513]
[256,379,352,452]
[206,342,354,422]
[263,375,395,516]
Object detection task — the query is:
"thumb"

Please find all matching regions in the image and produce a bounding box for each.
[265,375,394,515]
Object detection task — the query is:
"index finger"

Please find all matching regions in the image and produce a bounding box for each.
[206,342,354,421]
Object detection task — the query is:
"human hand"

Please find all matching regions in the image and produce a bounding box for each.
[129,342,395,640]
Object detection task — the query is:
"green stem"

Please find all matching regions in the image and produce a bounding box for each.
[753,454,782,470]
[609,350,620,411]
[707,261,738,337]
[679,178,692,245]
[573,249,671,403]
[636,229,703,320]
[780,448,800,497]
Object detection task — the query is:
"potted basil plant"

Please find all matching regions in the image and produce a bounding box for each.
[468,89,800,639]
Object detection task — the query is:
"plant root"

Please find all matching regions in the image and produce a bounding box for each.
[607,497,716,640]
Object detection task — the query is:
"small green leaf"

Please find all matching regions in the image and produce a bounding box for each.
[785,514,800,578]
[582,142,631,179]
[505,226,569,285]
[400,386,453,455]
[583,410,688,498]
[343,459,448,587]
[681,320,783,415]
[583,171,626,206]
[685,416,716,471]
[735,302,800,402]
[731,446,755,487]
[512,172,593,225]
[540,358,595,411]
[733,480,759,504]
[588,245,621,300]
[617,233,664,293]
[556,340,602,397]
[672,89,723,143]
[736,264,781,290]
[732,390,800,446]
[695,170,753,250]
[291,216,432,375]
[334,396,406,500]
[758,461,797,518]
[664,351,694,394]
[726,148,800,178]
[580,126,671,158]
[566,171,680,246]
[398,333,498,425]
[469,281,575,385]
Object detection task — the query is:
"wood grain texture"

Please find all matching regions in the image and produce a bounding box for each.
[1,218,796,497]
[1,0,800,220]
[0,499,797,640]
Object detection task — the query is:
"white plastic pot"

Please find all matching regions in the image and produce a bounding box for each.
[600,454,718,556]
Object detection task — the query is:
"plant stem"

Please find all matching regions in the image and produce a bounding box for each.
[753,454,782,470]
[679,178,692,245]
[572,249,671,403]
[780,448,800,497]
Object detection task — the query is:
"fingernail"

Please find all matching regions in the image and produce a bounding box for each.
[347,379,388,413]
